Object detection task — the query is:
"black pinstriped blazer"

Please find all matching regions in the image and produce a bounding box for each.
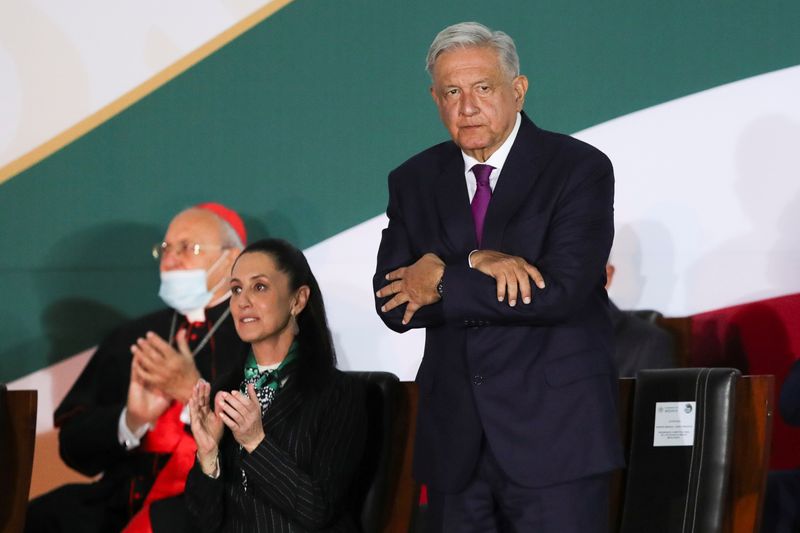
[185,368,367,533]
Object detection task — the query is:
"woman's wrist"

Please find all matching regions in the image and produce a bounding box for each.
[197,448,219,477]
[242,433,265,454]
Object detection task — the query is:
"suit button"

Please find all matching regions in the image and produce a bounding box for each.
[473,375,484,385]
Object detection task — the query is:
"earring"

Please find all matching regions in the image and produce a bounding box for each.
[290,311,300,335]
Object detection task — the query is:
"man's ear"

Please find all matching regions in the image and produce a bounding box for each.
[513,75,529,110]
[605,264,616,290]
[226,248,242,275]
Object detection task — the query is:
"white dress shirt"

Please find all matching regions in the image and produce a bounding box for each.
[461,112,522,266]
[461,112,522,201]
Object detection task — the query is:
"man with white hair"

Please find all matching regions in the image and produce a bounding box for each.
[27,203,250,533]
[375,22,623,531]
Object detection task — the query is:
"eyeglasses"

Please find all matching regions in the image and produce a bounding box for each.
[152,241,226,260]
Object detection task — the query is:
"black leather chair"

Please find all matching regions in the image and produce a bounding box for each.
[346,371,403,533]
[619,368,739,533]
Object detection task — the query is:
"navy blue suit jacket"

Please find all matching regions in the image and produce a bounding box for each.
[374,113,624,492]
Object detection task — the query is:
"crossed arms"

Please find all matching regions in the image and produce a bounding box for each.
[375,251,545,325]
[373,151,614,332]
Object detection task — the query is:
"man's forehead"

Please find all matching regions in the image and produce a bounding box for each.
[433,47,503,80]
[165,209,221,241]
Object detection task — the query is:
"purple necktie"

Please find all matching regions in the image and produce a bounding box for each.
[471,164,494,247]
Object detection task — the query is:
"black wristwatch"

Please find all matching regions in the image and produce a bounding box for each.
[436,277,444,298]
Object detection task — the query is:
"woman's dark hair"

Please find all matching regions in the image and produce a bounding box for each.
[234,238,336,389]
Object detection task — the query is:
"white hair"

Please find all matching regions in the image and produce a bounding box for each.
[218,217,244,249]
[426,22,520,80]
[182,207,244,249]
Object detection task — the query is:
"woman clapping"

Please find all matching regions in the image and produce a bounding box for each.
[186,239,366,532]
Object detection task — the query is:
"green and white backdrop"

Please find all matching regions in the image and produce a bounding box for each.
[2,1,800,442]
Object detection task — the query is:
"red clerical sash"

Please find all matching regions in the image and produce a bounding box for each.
[122,401,197,533]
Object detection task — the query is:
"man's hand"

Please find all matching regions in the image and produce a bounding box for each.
[470,250,546,307]
[131,329,200,403]
[376,253,445,325]
[126,356,170,433]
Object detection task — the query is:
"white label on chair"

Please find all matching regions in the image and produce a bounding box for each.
[653,401,696,446]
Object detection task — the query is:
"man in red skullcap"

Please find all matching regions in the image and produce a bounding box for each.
[27,204,250,533]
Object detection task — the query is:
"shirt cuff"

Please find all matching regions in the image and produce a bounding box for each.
[118,407,151,450]
[179,403,191,425]
[468,249,479,268]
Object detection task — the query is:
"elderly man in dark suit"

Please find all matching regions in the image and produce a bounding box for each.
[605,263,676,376]
[374,22,623,532]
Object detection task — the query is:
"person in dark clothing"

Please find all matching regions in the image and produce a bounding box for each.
[374,22,621,532]
[605,263,676,376]
[185,238,367,532]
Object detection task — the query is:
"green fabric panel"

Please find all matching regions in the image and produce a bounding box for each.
[1,0,799,380]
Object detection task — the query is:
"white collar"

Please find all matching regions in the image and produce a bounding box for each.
[183,292,231,323]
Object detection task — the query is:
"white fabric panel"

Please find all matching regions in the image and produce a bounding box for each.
[577,65,800,315]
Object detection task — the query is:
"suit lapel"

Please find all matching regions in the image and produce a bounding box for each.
[263,373,303,428]
[482,115,549,250]
[434,146,478,255]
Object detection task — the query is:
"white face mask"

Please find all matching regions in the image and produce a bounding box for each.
[158,250,228,315]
